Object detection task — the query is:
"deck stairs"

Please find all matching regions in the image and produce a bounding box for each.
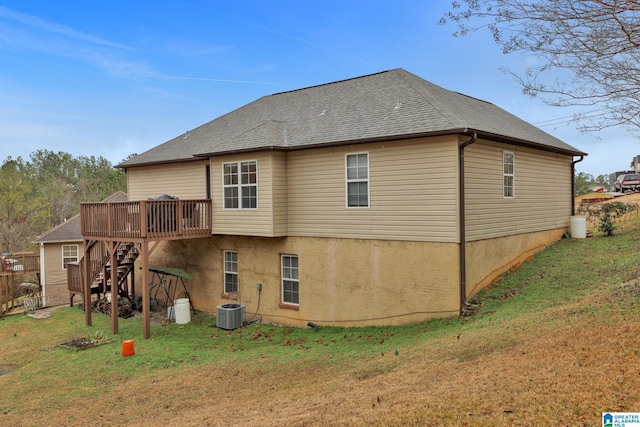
[68,241,139,306]
[94,242,139,299]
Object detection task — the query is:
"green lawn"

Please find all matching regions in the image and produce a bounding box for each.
[2,230,640,426]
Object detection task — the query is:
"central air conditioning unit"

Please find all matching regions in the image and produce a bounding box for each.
[216,304,245,330]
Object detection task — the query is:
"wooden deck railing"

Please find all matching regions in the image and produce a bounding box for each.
[80,199,212,240]
[67,262,83,295]
[1,252,40,315]
[67,240,106,296]
[1,252,40,274]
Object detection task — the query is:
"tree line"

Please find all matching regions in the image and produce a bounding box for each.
[0,150,128,254]
[574,172,611,197]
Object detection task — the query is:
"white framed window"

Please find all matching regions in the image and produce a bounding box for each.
[223,251,238,293]
[503,151,515,198]
[346,153,369,208]
[62,245,79,270]
[281,255,299,305]
[223,160,257,209]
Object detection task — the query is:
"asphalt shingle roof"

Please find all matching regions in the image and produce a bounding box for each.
[118,69,585,168]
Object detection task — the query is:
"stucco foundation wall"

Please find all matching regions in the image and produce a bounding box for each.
[140,236,460,327]
[464,227,567,298]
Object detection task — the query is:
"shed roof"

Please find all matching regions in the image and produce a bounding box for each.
[118,68,585,168]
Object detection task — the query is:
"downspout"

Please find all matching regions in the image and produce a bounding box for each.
[458,132,477,313]
[571,156,585,216]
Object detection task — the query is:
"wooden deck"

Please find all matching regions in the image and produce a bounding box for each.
[78,198,212,339]
[80,199,212,240]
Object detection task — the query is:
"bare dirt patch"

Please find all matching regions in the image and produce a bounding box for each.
[0,365,16,377]
[57,337,105,351]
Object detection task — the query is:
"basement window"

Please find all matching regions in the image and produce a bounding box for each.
[223,250,238,294]
[281,255,299,305]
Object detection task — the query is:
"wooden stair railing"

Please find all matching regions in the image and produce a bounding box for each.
[68,241,139,306]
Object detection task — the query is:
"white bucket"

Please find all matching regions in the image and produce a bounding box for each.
[570,215,587,239]
[174,298,191,324]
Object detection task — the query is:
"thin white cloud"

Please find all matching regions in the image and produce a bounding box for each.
[0,6,154,79]
[139,74,275,85]
[0,6,132,51]
[164,40,231,57]
[195,5,379,67]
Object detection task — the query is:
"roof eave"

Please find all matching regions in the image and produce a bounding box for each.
[193,128,586,158]
[35,238,84,244]
[469,130,587,157]
[116,156,209,170]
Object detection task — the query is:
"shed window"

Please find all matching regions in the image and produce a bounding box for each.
[62,245,79,270]
[223,161,257,209]
[346,153,369,207]
[503,151,514,198]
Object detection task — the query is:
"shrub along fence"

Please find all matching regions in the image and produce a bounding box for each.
[576,200,640,236]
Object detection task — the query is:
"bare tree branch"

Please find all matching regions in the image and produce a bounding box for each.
[441,0,640,133]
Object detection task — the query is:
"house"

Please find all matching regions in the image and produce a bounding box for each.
[81,69,586,337]
[36,191,128,306]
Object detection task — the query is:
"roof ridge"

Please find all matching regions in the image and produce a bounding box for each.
[394,69,466,129]
[35,215,80,241]
[269,69,399,97]
[195,119,286,156]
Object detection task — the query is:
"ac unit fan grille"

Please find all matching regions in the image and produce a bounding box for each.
[216,304,245,330]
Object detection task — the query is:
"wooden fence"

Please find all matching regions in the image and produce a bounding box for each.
[0,252,40,315]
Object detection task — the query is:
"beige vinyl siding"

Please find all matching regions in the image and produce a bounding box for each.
[43,243,68,285]
[287,136,459,242]
[465,140,573,241]
[126,160,208,201]
[42,242,81,306]
[211,152,279,237]
[271,152,288,236]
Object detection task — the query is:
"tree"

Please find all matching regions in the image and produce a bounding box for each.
[0,158,48,253]
[75,155,127,203]
[574,171,613,195]
[440,1,640,133]
[594,174,611,190]
[0,151,127,253]
[27,150,79,226]
[574,171,594,196]
[26,150,126,226]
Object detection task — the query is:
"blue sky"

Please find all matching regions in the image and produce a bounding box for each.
[0,1,636,177]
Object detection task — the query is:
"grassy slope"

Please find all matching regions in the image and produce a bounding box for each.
[2,230,640,426]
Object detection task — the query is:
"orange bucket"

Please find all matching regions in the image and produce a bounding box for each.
[122,340,135,357]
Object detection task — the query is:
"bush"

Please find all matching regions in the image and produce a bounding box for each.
[578,201,637,236]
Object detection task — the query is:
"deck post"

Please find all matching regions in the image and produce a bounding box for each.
[0,276,5,316]
[109,242,119,335]
[141,241,150,339]
[84,239,92,326]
